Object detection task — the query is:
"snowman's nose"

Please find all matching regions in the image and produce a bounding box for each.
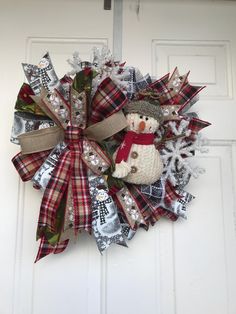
[139,121,146,132]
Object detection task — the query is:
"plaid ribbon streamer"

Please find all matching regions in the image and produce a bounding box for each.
[38,127,92,234]
[150,74,169,93]
[127,184,177,226]
[35,236,69,263]
[111,178,180,229]
[12,150,51,182]
[69,128,91,231]
[156,207,178,221]
[139,179,179,223]
[143,70,205,113]
[145,74,175,106]
[188,117,211,133]
[90,77,128,123]
[38,148,71,233]
[163,180,182,207]
[178,84,205,113]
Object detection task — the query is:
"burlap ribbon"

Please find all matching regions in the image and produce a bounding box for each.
[18,110,127,154]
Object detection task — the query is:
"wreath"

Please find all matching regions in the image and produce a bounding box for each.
[11,47,210,262]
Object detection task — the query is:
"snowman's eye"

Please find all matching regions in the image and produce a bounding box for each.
[139,115,143,119]
[145,117,149,121]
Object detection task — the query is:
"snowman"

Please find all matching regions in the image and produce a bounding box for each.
[112,100,164,185]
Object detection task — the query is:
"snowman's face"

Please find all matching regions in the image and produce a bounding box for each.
[38,58,49,69]
[126,113,159,133]
[96,189,109,202]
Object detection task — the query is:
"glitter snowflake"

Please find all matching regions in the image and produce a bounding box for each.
[67,51,83,75]
[160,119,207,186]
[67,46,130,94]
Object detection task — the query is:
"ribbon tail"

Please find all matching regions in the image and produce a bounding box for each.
[71,147,92,233]
[114,184,147,230]
[149,73,170,93]
[162,182,195,219]
[178,84,205,113]
[139,179,178,223]
[88,173,127,253]
[140,178,193,221]
[35,236,69,263]
[38,149,71,235]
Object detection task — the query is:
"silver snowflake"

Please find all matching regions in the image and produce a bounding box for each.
[67,46,129,96]
[91,46,129,92]
[67,51,83,75]
[160,119,207,186]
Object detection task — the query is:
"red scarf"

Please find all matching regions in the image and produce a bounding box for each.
[115,131,154,163]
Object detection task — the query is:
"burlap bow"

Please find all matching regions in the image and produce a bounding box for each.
[12,74,128,259]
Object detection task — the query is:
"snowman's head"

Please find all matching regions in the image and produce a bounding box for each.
[96,188,109,202]
[126,112,160,133]
[38,57,49,69]
[124,100,163,134]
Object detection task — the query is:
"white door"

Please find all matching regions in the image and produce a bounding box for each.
[1,1,236,314]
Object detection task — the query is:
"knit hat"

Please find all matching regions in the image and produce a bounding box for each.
[124,100,164,123]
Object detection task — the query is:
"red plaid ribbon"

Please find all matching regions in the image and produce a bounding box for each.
[142,179,179,224]
[112,178,179,229]
[90,77,128,123]
[35,236,69,263]
[125,183,178,226]
[163,180,181,207]
[38,126,91,234]
[147,74,176,106]
[38,148,71,233]
[12,150,51,181]
[178,84,205,113]
[150,74,169,93]
[137,179,179,225]
[68,127,91,231]
[155,207,178,222]
[188,117,211,133]
[141,70,205,112]
[140,180,181,225]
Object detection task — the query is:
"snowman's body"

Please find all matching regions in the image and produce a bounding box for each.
[119,142,163,185]
[113,108,164,185]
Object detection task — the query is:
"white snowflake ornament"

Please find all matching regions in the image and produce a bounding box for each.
[160,119,207,186]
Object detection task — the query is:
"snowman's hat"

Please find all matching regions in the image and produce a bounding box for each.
[124,100,164,123]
